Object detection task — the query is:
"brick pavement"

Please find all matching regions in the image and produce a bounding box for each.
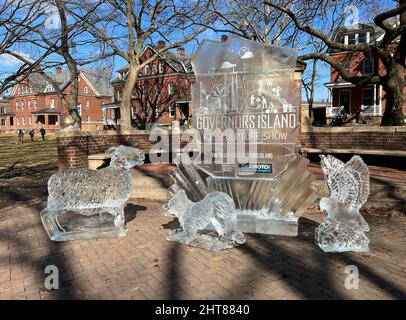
[0,199,405,300]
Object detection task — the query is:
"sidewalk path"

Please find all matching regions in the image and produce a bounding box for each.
[0,199,405,300]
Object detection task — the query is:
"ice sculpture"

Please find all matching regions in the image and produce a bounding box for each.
[315,155,370,252]
[165,189,246,251]
[164,36,317,239]
[41,146,145,241]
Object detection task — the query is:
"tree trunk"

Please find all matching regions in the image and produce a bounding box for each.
[120,64,138,131]
[309,59,317,123]
[381,60,405,126]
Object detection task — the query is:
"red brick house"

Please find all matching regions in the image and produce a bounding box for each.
[324,22,406,122]
[2,67,112,133]
[103,41,194,129]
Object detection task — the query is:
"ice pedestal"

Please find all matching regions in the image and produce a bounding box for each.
[41,209,127,241]
[237,213,298,236]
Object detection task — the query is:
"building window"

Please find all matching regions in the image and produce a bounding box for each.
[168,83,175,95]
[0,107,6,114]
[131,107,136,119]
[27,101,31,109]
[45,84,54,92]
[169,103,176,117]
[22,117,25,126]
[362,87,374,106]
[83,86,88,94]
[21,101,24,110]
[50,98,55,109]
[144,65,150,75]
[17,87,21,95]
[86,115,90,123]
[143,85,148,97]
[117,90,121,101]
[1,119,6,126]
[359,32,367,44]
[363,58,374,74]
[341,60,350,69]
[77,104,82,116]
[15,101,19,110]
[34,100,37,109]
[348,33,356,44]
[28,116,32,126]
[86,100,90,108]
[152,64,157,75]
[159,62,164,73]
[16,117,20,126]
[155,105,161,117]
[155,83,161,96]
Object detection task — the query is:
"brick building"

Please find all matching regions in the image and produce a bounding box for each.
[103,41,194,129]
[0,97,12,132]
[324,21,406,122]
[1,67,112,134]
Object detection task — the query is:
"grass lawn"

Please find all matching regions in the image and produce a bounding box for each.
[0,134,58,208]
[0,134,57,169]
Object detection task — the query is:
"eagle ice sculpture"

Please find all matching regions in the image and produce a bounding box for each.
[316,155,370,252]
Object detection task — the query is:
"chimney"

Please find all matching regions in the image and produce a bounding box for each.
[55,66,62,74]
[156,40,166,49]
[177,47,185,56]
[221,35,229,42]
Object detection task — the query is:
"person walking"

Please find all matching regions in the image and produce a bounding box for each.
[17,129,24,143]
[29,129,35,141]
[40,128,46,141]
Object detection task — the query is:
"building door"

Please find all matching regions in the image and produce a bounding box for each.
[10,117,13,126]
[179,103,189,118]
[339,91,351,114]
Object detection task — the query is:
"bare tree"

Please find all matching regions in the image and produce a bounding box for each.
[0,0,56,93]
[264,0,406,126]
[209,0,377,123]
[1,0,113,129]
[73,0,214,131]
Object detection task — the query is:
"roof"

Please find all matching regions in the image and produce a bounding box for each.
[330,17,399,51]
[22,69,112,97]
[26,71,69,93]
[80,70,113,97]
[114,45,193,82]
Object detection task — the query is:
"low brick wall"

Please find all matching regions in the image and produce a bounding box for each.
[301,126,406,154]
[56,126,406,169]
[56,130,153,169]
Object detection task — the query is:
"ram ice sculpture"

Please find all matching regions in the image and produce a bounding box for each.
[41,145,145,241]
[165,189,246,251]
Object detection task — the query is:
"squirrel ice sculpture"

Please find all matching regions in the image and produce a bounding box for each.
[165,189,246,250]
[316,155,370,252]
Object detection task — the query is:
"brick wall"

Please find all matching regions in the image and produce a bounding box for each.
[301,126,406,151]
[56,130,153,169]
